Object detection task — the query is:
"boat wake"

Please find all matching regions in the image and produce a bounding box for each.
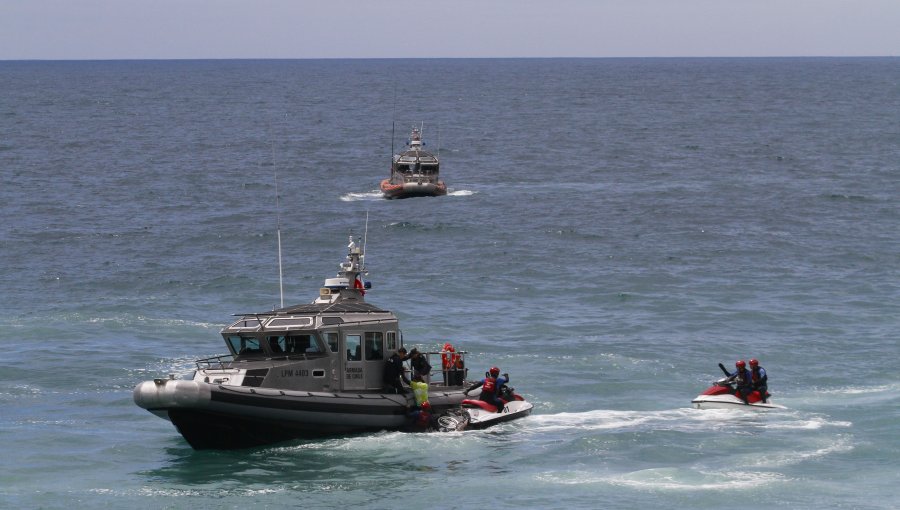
[447,189,476,197]
[526,407,851,434]
[339,189,475,201]
[537,467,789,491]
[339,190,383,202]
[529,407,854,491]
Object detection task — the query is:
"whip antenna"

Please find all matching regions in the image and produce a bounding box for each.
[362,210,369,271]
[273,139,284,309]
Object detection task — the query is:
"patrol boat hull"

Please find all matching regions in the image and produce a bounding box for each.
[380,178,447,199]
[135,378,467,449]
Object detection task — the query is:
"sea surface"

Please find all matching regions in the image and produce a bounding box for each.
[1,58,898,509]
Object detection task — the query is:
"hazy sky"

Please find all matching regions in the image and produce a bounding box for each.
[2,0,898,60]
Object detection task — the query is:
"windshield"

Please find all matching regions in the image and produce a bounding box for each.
[226,335,262,356]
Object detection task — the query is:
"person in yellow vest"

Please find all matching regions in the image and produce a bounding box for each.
[404,374,434,431]
[410,374,429,408]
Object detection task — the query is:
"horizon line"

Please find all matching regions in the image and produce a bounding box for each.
[2,55,898,63]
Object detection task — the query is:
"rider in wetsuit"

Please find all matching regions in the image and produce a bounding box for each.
[728,360,753,404]
[464,366,508,413]
[749,358,768,403]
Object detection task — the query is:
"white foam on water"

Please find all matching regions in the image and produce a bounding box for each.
[447,189,476,196]
[742,435,855,468]
[528,407,743,434]
[339,190,383,202]
[813,382,900,396]
[528,406,854,438]
[760,414,853,430]
[537,468,787,491]
[787,382,900,408]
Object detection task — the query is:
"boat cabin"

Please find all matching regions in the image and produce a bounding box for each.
[205,302,401,393]
[393,150,439,177]
[192,236,462,394]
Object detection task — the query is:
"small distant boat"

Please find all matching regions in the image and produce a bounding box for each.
[380,125,447,199]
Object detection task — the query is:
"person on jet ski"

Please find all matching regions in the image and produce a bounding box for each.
[464,366,508,413]
[727,360,753,404]
[749,358,768,403]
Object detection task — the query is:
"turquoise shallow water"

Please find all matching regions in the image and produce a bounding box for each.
[1,58,898,509]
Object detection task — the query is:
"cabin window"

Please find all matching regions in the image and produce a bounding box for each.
[267,334,320,355]
[228,318,261,330]
[364,332,384,360]
[324,331,339,353]
[386,331,397,351]
[267,317,313,328]
[346,334,362,361]
[227,335,262,355]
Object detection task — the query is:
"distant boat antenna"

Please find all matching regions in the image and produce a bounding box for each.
[272,140,285,309]
[390,85,397,163]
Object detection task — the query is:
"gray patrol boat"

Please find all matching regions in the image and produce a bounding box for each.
[134,237,468,449]
[380,125,447,199]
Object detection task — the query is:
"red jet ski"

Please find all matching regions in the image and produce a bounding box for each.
[692,363,785,410]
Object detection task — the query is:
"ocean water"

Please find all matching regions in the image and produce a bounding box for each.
[1,58,898,509]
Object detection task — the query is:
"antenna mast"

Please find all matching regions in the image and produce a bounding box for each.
[390,85,397,165]
[273,140,284,309]
[362,210,369,272]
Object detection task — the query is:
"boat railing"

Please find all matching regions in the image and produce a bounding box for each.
[195,354,236,371]
[408,350,468,387]
[400,170,439,183]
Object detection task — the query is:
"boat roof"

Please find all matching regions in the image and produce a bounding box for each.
[276,301,389,315]
[396,150,438,164]
[236,301,390,317]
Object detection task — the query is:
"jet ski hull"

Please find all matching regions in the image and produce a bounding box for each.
[692,375,785,410]
[692,394,786,410]
[463,400,533,429]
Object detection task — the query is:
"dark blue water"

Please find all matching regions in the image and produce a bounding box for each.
[1,58,898,509]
